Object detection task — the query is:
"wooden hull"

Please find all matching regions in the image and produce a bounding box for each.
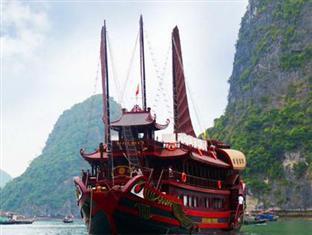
[74,176,243,234]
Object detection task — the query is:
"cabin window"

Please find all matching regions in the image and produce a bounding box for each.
[138,132,144,139]
[212,198,223,209]
[183,195,187,206]
[205,198,209,208]
[193,197,198,207]
[188,196,192,207]
[213,198,217,209]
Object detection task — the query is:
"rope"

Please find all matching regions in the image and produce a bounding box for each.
[186,83,212,141]
[107,33,122,102]
[120,31,139,105]
[145,30,172,121]
[83,58,100,149]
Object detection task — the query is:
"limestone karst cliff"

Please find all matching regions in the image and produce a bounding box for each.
[207,0,311,209]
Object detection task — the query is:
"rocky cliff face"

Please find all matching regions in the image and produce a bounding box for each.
[228,0,311,110]
[208,0,311,209]
[0,95,121,216]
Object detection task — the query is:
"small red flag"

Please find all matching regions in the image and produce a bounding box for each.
[135,84,140,96]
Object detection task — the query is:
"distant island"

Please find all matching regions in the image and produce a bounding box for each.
[0,95,121,216]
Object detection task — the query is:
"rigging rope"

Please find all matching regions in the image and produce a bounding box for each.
[119,31,139,105]
[83,58,100,149]
[145,30,172,120]
[107,33,122,103]
[106,31,142,176]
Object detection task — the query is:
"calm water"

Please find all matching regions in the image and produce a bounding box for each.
[0,220,87,235]
[0,218,311,235]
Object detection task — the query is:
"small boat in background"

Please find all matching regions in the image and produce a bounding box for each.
[255,212,279,222]
[243,215,266,225]
[63,215,74,223]
[0,212,34,225]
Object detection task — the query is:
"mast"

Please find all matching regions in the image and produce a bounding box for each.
[100,21,112,166]
[139,15,147,110]
[172,26,196,137]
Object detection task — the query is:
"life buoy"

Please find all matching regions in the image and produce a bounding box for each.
[217,180,222,189]
[166,143,177,151]
[181,172,187,183]
[113,165,130,176]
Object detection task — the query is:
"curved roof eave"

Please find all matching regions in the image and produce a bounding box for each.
[190,152,230,168]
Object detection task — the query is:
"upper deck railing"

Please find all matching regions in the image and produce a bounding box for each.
[110,132,208,152]
[159,169,226,190]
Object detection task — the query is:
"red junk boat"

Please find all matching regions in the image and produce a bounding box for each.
[74,16,247,234]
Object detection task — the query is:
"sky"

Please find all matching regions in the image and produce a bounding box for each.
[1,0,248,177]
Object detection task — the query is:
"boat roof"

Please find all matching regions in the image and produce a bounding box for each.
[80,144,231,169]
[110,105,169,131]
[190,152,230,168]
[80,147,188,163]
[217,148,246,170]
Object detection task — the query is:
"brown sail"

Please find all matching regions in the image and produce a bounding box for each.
[172,26,196,137]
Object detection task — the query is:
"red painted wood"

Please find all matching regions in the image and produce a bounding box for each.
[185,209,231,218]
[162,180,231,195]
[117,205,181,226]
[198,223,229,229]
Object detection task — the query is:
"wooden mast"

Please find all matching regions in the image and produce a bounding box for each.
[100,21,111,144]
[172,26,196,137]
[139,15,147,110]
[100,21,112,176]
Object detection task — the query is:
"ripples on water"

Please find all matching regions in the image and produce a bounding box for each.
[0,218,311,235]
[0,220,87,235]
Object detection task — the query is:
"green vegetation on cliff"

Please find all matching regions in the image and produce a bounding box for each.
[0,169,12,188]
[0,95,121,216]
[207,0,312,209]
[210,92,311,194]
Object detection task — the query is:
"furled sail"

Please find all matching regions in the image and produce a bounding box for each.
[172,26,196,137]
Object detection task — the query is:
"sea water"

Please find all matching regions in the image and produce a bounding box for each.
[0,218,311,235]
[0,220,87,235]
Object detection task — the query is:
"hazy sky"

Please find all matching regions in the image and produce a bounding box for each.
[1,0,248,177]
